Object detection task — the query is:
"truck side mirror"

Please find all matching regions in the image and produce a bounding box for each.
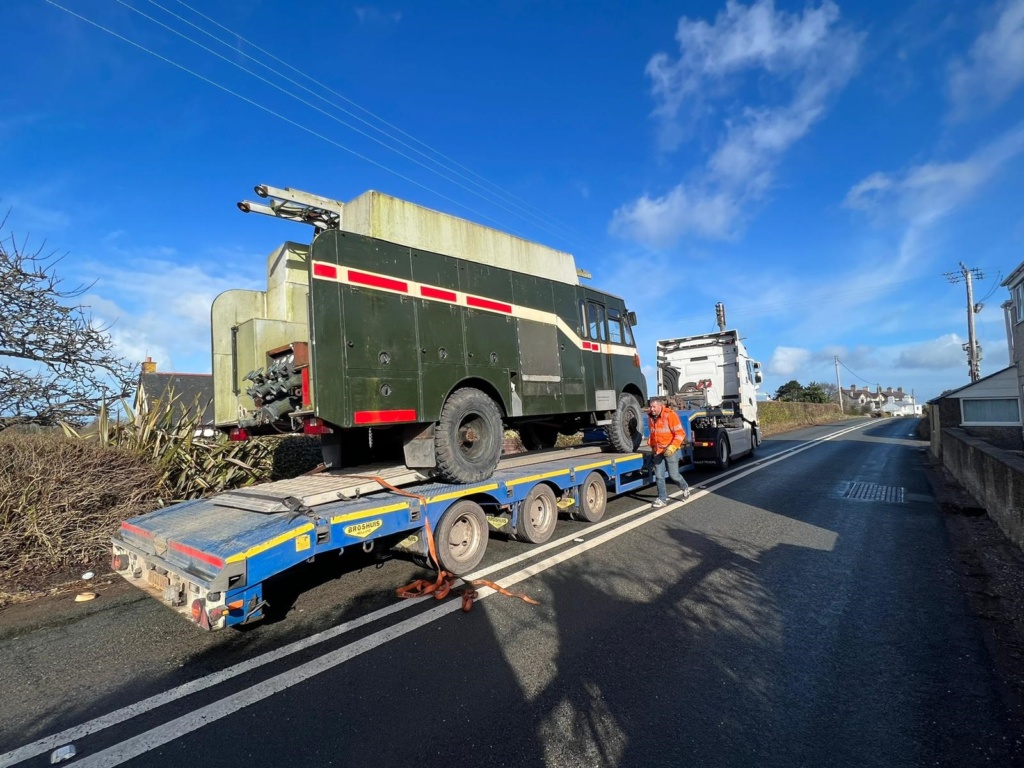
[626,310,638,327]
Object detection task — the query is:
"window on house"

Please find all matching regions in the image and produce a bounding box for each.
[961,397,1021,424]
[1016,283,1024,323]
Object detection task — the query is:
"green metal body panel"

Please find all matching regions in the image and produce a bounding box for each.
[308,228,646,429]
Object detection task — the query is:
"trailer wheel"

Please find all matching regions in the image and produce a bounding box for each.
[513,484,559,544]
[573,471,608,523]
[608,392,644,453]
[434,499,488,574]
[715,432,731,470]
[434,387,503,484]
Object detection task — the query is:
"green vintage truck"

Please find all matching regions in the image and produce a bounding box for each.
[213,185,647,483]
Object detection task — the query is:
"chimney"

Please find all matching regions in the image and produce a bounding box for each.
[142,356,157,374]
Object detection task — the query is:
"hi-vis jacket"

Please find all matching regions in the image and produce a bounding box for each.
[648,408,686,454]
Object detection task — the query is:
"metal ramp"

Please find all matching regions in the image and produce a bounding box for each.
[213,445,606,514]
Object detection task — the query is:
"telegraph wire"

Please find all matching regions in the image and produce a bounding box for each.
[135,0,591,251]
[43,0,533,239]
[169,0,594,249]
[110,0,583,248]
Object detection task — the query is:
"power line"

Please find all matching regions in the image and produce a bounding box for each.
[43,0,531,239]
[169,0,594,249]
[130,0,593,252]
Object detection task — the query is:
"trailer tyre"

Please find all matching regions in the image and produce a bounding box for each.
[434,387,504,484]
[434,499,488,575]
[513,484,559,544]
[573,471,608,523]
[608,392,644,453]
[715,431,731,470]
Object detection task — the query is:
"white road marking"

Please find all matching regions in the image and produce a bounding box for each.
[0,420,870,767]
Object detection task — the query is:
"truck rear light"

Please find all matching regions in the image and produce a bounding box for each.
[111,553,130,571]
[229,427,249,442]
[304,417,333,435]
[190,599,205,623]
[301,367,311,407]
[699,441,714,447]
[634,353,641,368]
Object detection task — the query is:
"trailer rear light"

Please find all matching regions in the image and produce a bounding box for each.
[190,599,204,623]
[111,554,130,571]
[229,427,249,442]
[304,417,333,435]
[208,606,228,622]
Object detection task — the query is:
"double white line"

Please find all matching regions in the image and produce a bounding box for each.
[0,420,870,767]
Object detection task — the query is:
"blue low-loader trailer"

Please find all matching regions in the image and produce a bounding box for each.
[111,443,688,630]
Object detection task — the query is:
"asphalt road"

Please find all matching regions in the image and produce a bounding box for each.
[1,418,1021,767]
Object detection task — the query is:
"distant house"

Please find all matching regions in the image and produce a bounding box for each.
[134,357,216,437]
[843,385,918,414]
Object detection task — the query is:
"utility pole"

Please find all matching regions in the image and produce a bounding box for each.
[944,263,984,383]
[834,355,844,414]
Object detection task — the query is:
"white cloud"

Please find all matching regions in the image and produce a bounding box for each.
[613,0,862,247]
[769,346,812,377]
[949,0,1024,118]
[896,334,967,370]
[845,121,1024,269]
[79,248,264,374]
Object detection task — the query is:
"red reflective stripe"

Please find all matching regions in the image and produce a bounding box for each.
[348,270,408,293]
[421,286,457,302]
[354,409,417,425]
[313,263,338,279]
[169,541,224,569]
[121,522,152,538]
[466,296,512,314]
[301,367,311,407]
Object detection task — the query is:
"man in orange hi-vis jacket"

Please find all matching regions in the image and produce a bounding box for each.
[647,396,691,508]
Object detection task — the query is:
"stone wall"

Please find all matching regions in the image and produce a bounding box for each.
[938,428,1024,550]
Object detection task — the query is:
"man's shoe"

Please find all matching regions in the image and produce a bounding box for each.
[651,498,667,508]
[682,488,691,500]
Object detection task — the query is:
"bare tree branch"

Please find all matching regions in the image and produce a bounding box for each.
[0,220,136,429]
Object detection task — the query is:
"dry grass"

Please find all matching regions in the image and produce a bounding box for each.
[0,431,160,603]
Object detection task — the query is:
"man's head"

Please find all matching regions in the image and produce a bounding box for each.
[649,396,666,417]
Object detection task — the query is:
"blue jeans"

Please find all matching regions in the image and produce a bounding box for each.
[652,451,688,501]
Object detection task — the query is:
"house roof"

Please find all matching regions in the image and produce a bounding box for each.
[927,365,1016,403]
[135,372,214,424]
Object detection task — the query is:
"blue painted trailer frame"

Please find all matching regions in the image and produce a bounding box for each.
[111,450,649,630]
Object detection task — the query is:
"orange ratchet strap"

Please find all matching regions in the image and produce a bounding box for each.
[343,474,539,612]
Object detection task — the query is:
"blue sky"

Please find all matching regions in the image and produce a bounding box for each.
[3,0,1024,403]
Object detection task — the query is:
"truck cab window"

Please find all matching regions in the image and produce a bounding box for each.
[607,308,623,345]
[588,302,607,341]
[578,299,588,337]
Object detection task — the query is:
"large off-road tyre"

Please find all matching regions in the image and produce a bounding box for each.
[608,392,644,453]
[434,387,503,484]
[512,484,559,544]
[520,423,559,451]
[434,499,488,575]
[573,471,608,523]
[715,430,731,470]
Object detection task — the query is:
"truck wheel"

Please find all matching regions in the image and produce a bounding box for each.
[513,484,559,544]
[573,471,607,523]
[434,499,488,574]
[715,432,731,470]
[520,424,559,451]
[434,388,503,484]
[749,429,758,457]
[608,392,644,453]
